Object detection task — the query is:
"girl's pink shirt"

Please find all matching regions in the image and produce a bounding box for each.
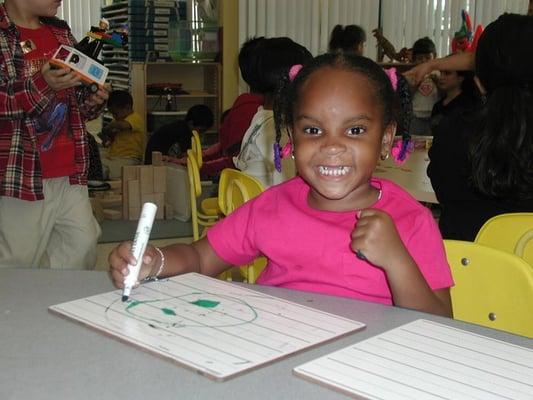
[207,176,453,305]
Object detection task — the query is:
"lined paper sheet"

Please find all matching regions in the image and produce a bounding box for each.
[294,319,533,400]
[49,273,364,381]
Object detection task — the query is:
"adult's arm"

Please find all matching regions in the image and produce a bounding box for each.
[404,52,475,86]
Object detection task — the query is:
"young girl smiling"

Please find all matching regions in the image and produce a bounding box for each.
[109,53,453,317]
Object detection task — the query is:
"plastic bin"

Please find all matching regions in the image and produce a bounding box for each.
[169,21,219,61]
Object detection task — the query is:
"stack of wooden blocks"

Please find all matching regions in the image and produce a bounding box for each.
[122,152,166,220]
[90,180,123,222]
[90,151,172,222]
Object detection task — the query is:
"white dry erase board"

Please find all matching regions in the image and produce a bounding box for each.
[49,273,365,381]
[294,319,533,400]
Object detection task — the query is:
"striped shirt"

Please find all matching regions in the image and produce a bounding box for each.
[0,4,102,201]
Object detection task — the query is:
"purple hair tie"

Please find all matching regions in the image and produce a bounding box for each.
[273,142,293,172]
[391,139,414,165]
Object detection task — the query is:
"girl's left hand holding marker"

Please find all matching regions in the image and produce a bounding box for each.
[351,209,409,269]
[108,242,161,289]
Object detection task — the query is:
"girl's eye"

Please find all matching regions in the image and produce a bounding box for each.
[348,126,366,136]
[303,126,322,135]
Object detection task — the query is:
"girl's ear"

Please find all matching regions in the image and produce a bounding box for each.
[381,123,396,156]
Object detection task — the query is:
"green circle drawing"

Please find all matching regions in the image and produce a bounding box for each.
[106,291,258,329]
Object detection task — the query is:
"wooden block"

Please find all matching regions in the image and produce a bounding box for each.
[91,191,105,199]
[103,208,122,220]
[90,198,105,223]
[128,180,141,209]
[139,165,154,194]
[122,166,139,219]
[108,180,122,192]
[153,166,166,193]
[165,203,174,220]
[152,151,163,166]
[128,207,140,221]
[141,193,155,206]
[99,194,122,208]
[153,192,165,219]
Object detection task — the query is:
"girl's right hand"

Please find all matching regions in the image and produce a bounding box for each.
[41,62,81,91]
[108,242,160,288]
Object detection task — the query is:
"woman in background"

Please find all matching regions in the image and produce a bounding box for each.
[424,14,533,240]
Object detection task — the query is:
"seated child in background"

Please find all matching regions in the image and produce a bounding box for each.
[101,90,144,179]
[165,37,266,179]
[409,37,440,135]
[144,104,214,165]
[109,53,453,317]
[328,24,366,55]
[233,37,313,187]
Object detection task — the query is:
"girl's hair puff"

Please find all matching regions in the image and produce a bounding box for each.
[274,53,397,146]
[253,37,312,96]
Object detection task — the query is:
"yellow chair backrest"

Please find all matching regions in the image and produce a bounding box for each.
[444,239,533,338]
[218,168,264,216]
[187,149,217,241]
[218,168,266,283]
[475,213,533,266]
[191,130,203,168]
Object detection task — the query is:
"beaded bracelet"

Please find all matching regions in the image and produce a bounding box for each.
[143,247,165,282]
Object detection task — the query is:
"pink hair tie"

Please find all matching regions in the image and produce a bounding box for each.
[289,64,303,82]
[384,67,398,91]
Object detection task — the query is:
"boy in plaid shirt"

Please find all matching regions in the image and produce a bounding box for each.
[0,0,108,268]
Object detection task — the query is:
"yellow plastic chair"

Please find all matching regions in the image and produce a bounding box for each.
[218,168,267,283]
[187,149,219,240]
[190,132,219,217]
[475,213,533,266]
[191,130,203,167]
[444,239,533,338]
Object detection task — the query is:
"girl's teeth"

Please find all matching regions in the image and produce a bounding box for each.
[318,166,349,176]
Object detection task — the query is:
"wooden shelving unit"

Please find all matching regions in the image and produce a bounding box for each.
[131,61,221,144]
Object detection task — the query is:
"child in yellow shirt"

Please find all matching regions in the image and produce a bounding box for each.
[102,90,144,179]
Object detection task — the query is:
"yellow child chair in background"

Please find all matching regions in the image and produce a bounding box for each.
[191,130,203,166]
[186,149,219,240]
[218,168,266,283]
[189,131,219,217]
[444,239,533,338]
[474,213,533,266]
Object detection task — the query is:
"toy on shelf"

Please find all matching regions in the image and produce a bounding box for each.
[451,10,483,53]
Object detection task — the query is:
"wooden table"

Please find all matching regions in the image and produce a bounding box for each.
[373,146,437,204]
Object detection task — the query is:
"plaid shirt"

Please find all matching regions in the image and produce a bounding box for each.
[0,4,103,201]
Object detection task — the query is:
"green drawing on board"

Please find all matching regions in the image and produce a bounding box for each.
[161,307,177,316]
[111,292,258,329]
[126,300,142,310]
[190,299,220,308]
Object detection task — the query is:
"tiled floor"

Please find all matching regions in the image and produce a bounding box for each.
[95,236,194,271]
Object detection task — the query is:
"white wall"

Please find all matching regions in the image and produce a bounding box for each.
[57,0,102,42]
[239,0,530,58]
